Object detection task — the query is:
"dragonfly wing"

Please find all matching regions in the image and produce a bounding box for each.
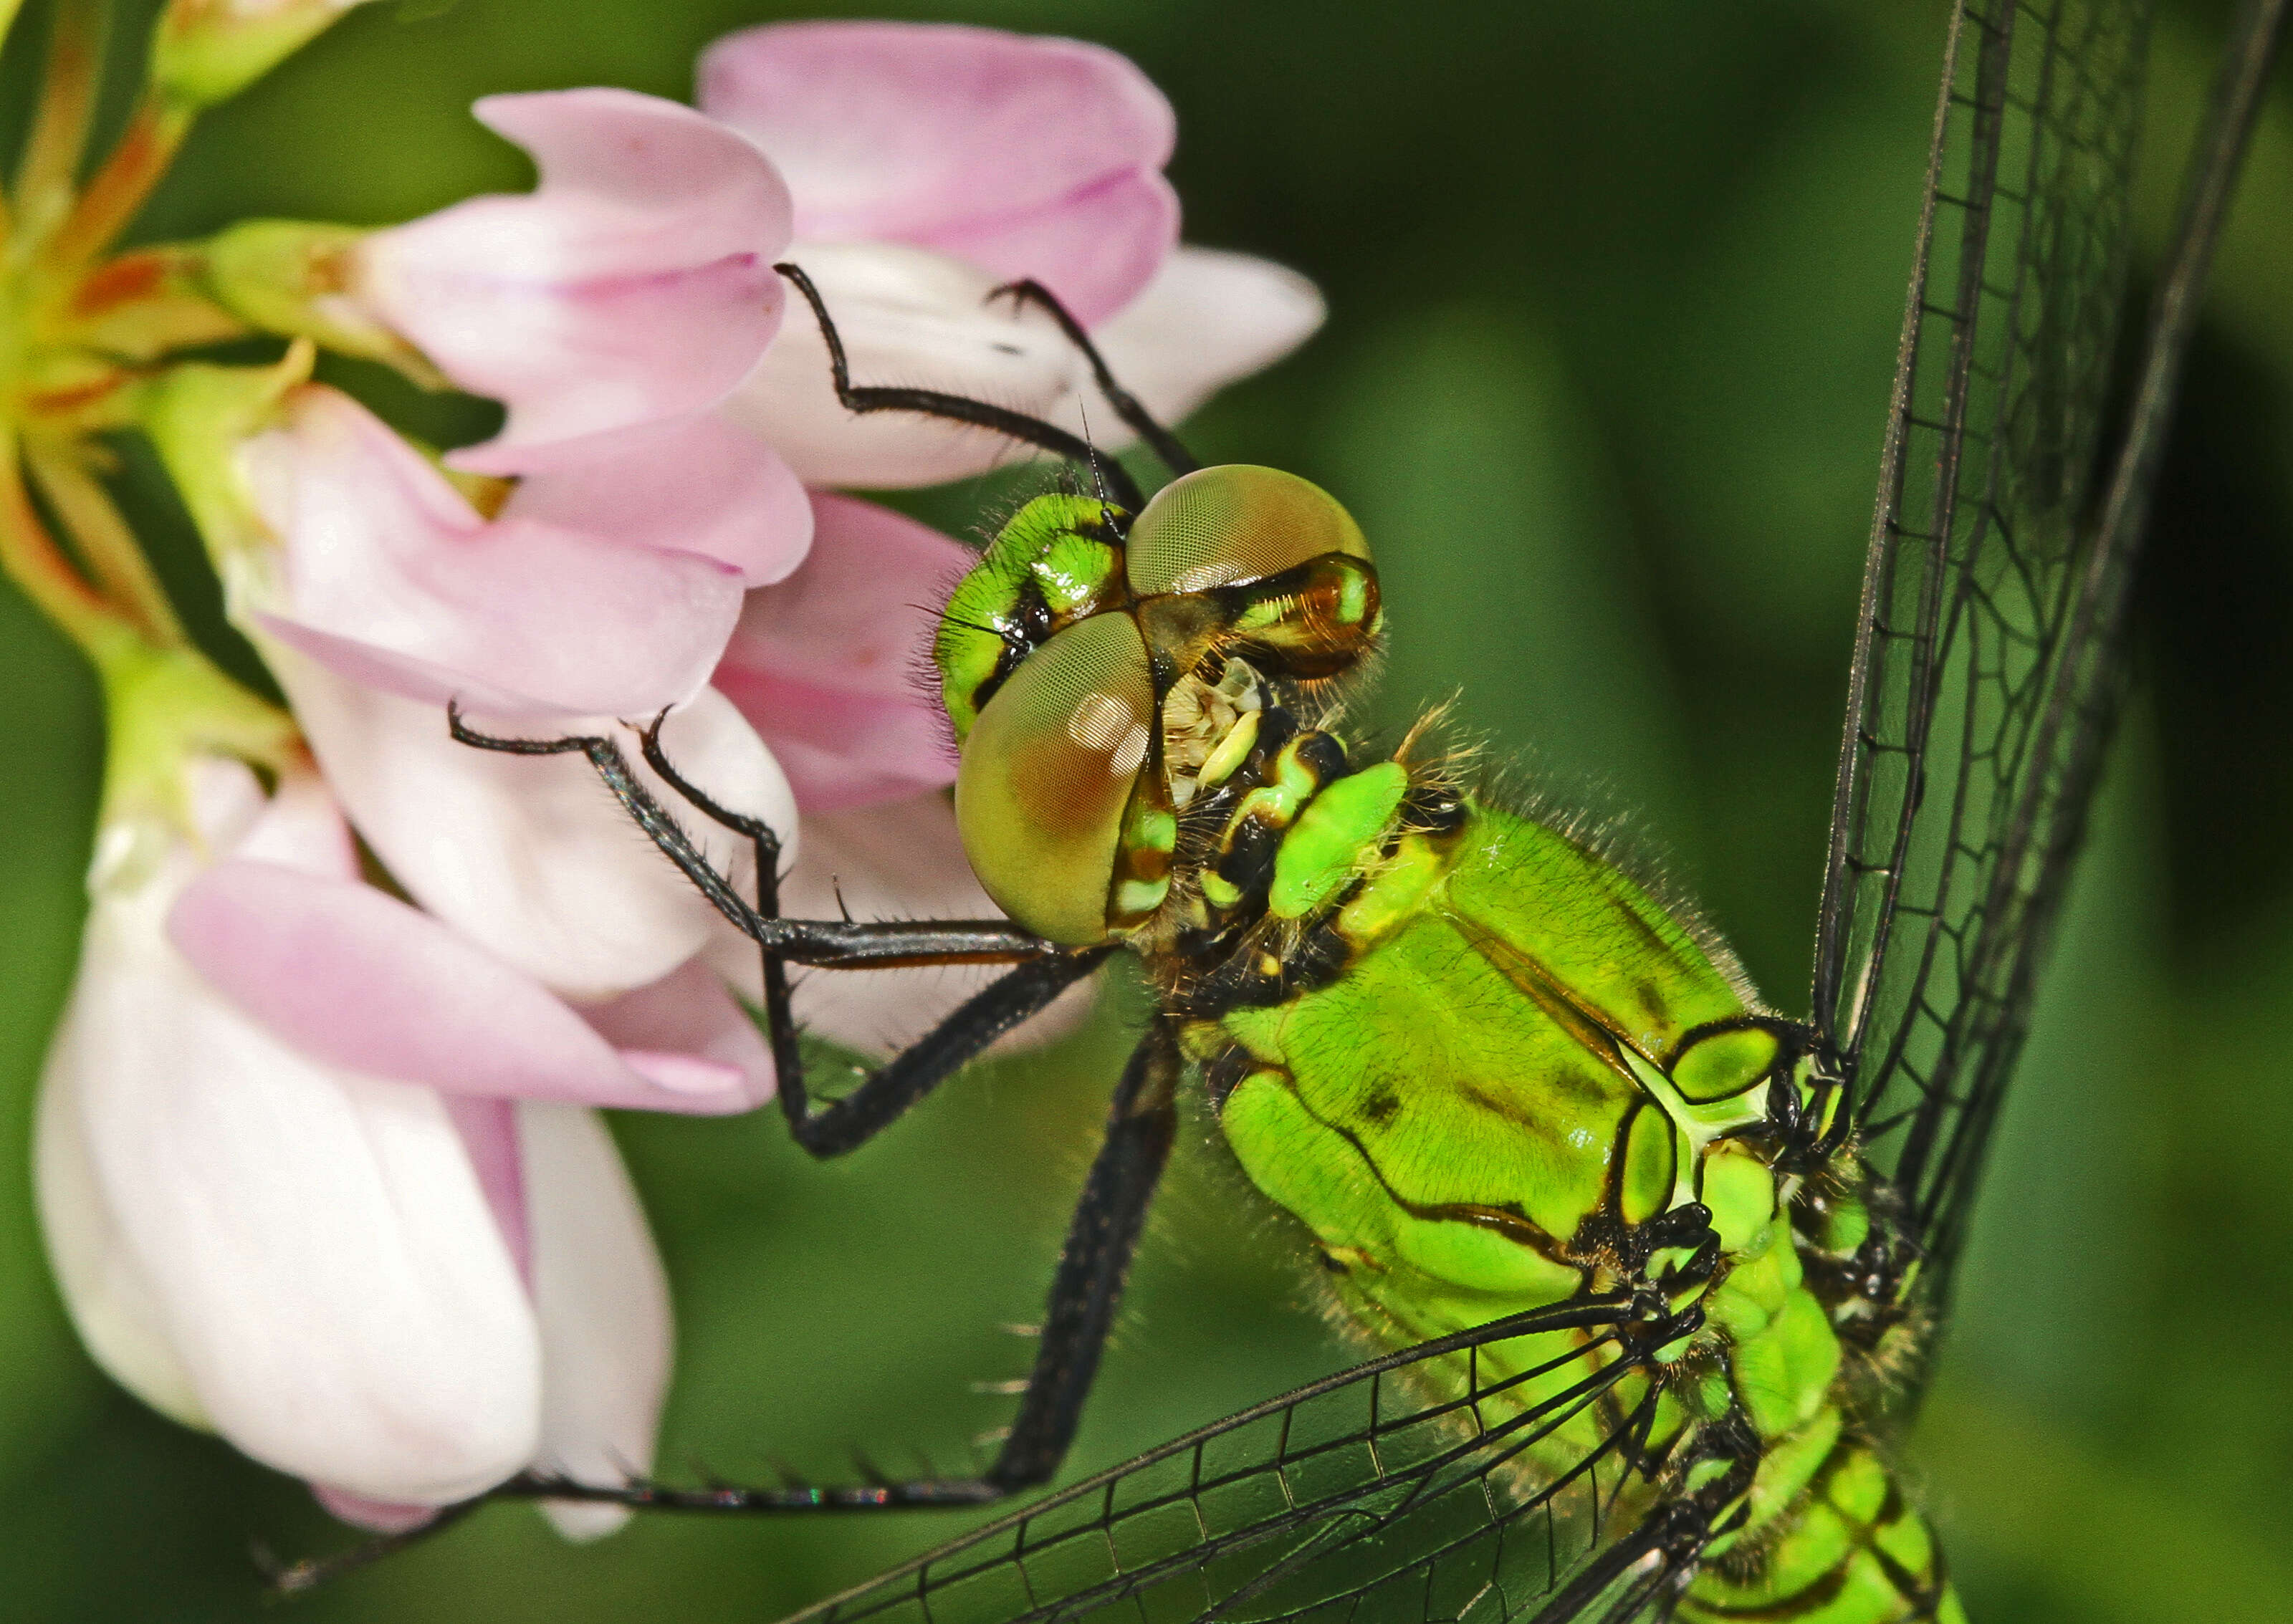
[1808,0,2153,1307]
[783,1301,1698,1624]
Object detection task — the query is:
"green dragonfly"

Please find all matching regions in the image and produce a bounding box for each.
[426,0,2284,1618]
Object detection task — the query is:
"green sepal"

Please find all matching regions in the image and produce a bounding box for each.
[137,346,310,568]
[92,638,300,891]
[200,220,444,385]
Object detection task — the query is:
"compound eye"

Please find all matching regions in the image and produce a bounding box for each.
[1126,465,1369,595]
[954,612,1156,946]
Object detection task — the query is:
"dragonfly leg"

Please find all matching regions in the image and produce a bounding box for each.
[978,1018,1178,1491]
[983,277,1200,476]
[488,1020,1177,1513]
[618,713,1116,1157]
[448,706,1112,1158]
[776,260,1146,513]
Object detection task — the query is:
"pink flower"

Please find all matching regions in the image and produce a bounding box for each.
[699,21,1176,325]
[35,759,769,1531]
[712,20,1321,488]
[355,22,1322,495]
[358,89,813,573]
[713,491,966,812]
[236,385,753,717]
[363,89,790,453]
[216,383,795,999]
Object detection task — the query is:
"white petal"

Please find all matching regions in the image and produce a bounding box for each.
[725,240,1093,489]
[33,1055,207,1431]
[270,645,796,1000]
[705,791,1093,1059]
[519,1102,673,1541]
[1071,246,1326,433]
[52,850,542,1504]
[726,242,1322,491]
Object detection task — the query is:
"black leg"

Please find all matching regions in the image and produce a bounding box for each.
[257,1497,487,1596]
[448,706,1048,964]
[449,706,1109,1157]
[770,944,1114,1156]
[494,1019,1179,1512]
[775,259,1146,514]
[619,713,1116,1158]
[987,279,1201,478]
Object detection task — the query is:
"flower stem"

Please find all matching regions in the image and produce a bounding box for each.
[10,0,113,259]
[0,428,135,663]
[46,91,195,274]
[24,437,186,648]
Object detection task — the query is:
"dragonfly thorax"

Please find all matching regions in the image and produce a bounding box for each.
[934,464,1382,946]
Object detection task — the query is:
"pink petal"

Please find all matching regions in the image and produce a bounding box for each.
[445,1095,531,1281]
[479,413,814,589]
[704,793,1096,1060]
[240,386,743,720]
[53,898,541,1503]
[915,168,1177,330]
[361,89,793,450]
[725,241,1093,489]
[714,493,965,810]
[578,955,773,1106]
[699,21,1173,320]
[267,658,793,1001]
[215,764,358,877]
[312,1487,440,1535]
[167,860,770,1115]
[520,1102,673,1542]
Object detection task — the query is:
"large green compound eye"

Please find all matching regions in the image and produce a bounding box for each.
[954,612,1157,946]
[1126,465,1370,595]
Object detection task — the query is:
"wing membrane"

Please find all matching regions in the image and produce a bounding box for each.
[1809,0,2150,1301]
[785,1302,1683,1624]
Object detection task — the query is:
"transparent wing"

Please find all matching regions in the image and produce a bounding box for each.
[783,1302,1694,1624]
[1809,0,2153,1302]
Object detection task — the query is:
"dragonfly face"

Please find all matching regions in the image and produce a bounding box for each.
[935,464,1380,946]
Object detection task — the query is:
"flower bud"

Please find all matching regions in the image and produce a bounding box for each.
[149,0,380,110]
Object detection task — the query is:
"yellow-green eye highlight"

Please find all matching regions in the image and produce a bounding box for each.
[936,493,1126,744]
[1126,465,1369,595]
[954,612,1157,946]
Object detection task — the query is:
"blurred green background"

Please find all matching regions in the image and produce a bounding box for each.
[1,0,2289,1618]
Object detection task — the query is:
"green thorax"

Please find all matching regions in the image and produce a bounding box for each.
[1192,789,1951,1623]
[1194,797,1781,1342]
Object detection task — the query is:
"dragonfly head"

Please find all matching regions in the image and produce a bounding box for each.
[934,465,1382,947]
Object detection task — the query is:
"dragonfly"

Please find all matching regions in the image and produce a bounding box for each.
[408,0,2284,1619]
